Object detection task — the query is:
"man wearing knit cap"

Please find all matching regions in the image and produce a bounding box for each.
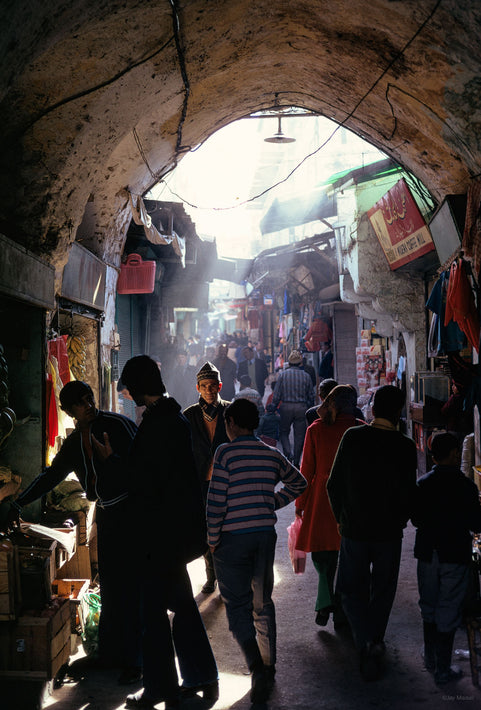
[184,361,231,593]
[271,350,314,467]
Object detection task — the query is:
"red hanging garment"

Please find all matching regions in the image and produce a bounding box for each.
[444,259,480,352]
[47,335,70,386]
[304,319,333,352]
[46,375,58,448]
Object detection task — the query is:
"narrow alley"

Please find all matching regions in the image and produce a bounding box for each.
[6,503,479,710]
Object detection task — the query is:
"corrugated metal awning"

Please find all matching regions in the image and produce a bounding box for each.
[260,189,337,235]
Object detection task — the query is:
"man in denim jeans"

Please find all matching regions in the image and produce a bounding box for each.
[207,399,306,704]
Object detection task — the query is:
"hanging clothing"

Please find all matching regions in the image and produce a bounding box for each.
[46,374,58,449]
[304,319,333,352]
[444,259,480,352]
[426,272,466,355]
[48,336,70,387]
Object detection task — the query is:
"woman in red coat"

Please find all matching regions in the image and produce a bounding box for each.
[295,385,360,628]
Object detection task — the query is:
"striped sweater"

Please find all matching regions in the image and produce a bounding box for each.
[207,435,307,547]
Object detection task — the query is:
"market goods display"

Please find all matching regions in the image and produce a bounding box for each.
[67,335,87,381]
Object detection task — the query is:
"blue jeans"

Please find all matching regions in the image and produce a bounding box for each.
[141,560,218,697]
[213,530,277,666]
[336,536,402,650]
[417,551,470,633]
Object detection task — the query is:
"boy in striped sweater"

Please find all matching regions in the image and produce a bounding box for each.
[207,398,306,704]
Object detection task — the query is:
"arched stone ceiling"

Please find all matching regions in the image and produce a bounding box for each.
[1,0,480,275]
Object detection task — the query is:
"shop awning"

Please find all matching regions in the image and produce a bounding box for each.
[260,189,337,235]
[212,257,255,284]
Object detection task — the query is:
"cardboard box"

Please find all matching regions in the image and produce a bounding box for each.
[0,598,70,679]
[54,526,78,570]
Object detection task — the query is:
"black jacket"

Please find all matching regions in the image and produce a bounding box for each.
[237,358,268,397]
[15,411,137,509]
[412,464,481,564]
[183,399,231,483]
[128,396,207,565]
[327,424,417,541]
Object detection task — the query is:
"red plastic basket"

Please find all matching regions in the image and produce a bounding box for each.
[117,253,156,294]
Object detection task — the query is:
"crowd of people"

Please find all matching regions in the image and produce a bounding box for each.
[1,334,481,708]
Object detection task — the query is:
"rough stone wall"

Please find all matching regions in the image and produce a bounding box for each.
[340,213,427,379]
[1,0,481,281]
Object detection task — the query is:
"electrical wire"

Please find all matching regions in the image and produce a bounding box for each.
[20,34,175,137]
[168,0,191,157]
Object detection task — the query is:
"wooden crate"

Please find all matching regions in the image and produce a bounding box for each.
[0,544,20,621]
[52,578,90,632]
[17,538,57,584]
[56,545,91,581]
[0,598,71,679]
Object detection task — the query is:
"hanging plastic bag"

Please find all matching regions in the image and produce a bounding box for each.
[287,517,306,575]
[81,591,101,658]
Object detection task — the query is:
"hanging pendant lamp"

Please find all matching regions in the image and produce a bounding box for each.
[264,115,296,143]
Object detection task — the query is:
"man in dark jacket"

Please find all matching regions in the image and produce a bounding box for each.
[318,341,334,379]
[412,431,481,686]
[213,343,237,401]
[183,361,231,593]
[10,380,141,682]
[106,355,218,710]
[327,385,417,681]
[237,346,269,397]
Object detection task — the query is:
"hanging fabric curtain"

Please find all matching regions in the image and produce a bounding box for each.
[128,193,186,267]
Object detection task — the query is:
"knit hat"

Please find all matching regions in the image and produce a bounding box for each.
[288,350,303,365]
[196,361,221,383]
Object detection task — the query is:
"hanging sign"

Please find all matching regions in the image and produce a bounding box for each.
[367,178,435,270]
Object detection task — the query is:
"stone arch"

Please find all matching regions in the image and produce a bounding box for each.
[1,0,480,274]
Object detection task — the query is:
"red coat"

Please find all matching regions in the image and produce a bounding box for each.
[295,413,358,552]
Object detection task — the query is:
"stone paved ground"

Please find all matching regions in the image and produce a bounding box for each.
[4,503,481,710]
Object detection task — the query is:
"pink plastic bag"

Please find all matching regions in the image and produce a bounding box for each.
[287,517,307,575]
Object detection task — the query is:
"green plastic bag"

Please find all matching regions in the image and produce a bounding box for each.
[81,591,101,658]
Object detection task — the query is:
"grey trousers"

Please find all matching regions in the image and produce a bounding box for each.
[279,402,307,466]
[417,551,470,633]
[213,530,277,666]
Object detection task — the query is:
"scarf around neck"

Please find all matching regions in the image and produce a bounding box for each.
[199,396,221,422]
